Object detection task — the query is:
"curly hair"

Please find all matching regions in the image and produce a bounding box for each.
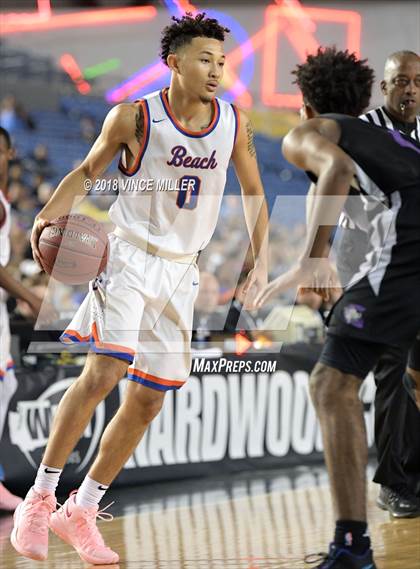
[160,12,230,66]
[292,47,375,117]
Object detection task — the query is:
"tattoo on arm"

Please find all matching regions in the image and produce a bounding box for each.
[135,105,144,144]
[246,121,256,158]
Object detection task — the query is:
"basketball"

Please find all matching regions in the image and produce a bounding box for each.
[38,214,109,285]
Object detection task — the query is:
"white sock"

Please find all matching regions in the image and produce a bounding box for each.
[34,463,62,494]
[76,476,109,509]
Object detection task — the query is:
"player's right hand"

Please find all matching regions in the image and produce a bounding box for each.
[300,263,342,302]
[31,217,51,269]
[255,258,341,308]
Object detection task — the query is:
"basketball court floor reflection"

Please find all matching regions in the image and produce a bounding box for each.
[2,466,419,568]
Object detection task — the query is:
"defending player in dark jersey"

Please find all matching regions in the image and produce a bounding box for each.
[328,50,420,517]
[257,47,420,569]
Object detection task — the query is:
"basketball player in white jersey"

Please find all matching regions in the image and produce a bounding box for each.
[0,127,45,511]
[11,13,269,564]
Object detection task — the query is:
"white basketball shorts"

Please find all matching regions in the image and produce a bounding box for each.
[0,300,17,439]
[61,233,199,391]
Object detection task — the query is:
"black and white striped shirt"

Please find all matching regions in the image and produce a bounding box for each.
[336,107,419,284]
[332,114,420,294]
[339,107,419,231]
[359,106,420,142]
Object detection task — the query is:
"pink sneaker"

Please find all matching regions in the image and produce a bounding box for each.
[49,491,119,565]
[10,486,56,561]
[0,482,23,512]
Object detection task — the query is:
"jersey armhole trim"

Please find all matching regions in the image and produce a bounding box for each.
[118,99,151,177]
[231,104,240,148]
[0,199,6,229]
[0,190,8,229]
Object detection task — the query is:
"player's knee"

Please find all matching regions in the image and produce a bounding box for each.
[129,384,165,424]
[309,363,331,406]
[78,371,116,400]
[79,357,127,400]
[309,363,357,411]
[143,399,164,424]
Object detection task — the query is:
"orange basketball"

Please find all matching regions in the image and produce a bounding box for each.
[38,214,109,285]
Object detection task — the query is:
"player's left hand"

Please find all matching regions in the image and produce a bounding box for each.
[242,262,268,310]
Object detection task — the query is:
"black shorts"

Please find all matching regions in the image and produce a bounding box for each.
[327,275,420,350]
[319,333,391,379]
[321,330,420,378]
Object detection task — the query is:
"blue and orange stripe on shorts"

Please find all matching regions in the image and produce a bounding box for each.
[127,366,185,392]
[0,359,14,381]
[60,322,135,364]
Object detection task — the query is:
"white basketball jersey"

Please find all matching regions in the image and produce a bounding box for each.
[109,89,239,256]
[0,189,11,267]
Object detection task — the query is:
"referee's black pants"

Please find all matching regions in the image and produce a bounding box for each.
[373,344,420,496]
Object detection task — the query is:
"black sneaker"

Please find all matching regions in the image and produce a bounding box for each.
[305,544,376,568]
[377,485,420,518]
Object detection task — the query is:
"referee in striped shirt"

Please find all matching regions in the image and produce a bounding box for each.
[361,51,419,140]
[337,50,420,518]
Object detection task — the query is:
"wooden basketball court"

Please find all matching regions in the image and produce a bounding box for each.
[2,481,419,568]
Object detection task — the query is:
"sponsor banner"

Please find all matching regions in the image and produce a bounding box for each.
[1,345,376,491]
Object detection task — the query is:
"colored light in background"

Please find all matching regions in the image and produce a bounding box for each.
[167,1,197,17]
[205,9,255,106]
[1,6,156,35]
[235,333,253,356]
[261,3,361,108]
[37,0,51,18]
[2,0,362,111]
[60,53,91,95]
[105,0,185,102]
[84,59,121,80]
[107,61,169,103]
[276,0,316,33]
